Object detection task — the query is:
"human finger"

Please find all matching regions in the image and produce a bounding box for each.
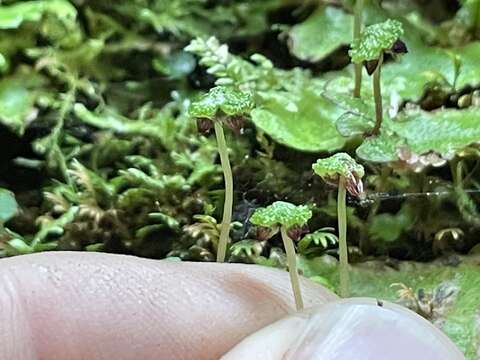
[0,251,337,359]
[223,297,465,359]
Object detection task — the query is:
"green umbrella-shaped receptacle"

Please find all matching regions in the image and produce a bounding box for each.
[349,19,407,135]
[189,86,254,263]
[250,201,312,311]
[313,153,365,298]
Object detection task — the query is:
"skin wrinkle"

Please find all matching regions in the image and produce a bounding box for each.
[158,267,292,359]
[0,252,336,359]
[170,268,290,358]
[0,270,37,360]
[172,269,244,357]
[226,272,291,314]
[211,273,291,355]
[229,266,335,312]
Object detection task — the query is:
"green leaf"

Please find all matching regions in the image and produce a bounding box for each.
[73,104,178,150]
[230,240,264,258]
[357,133,403,162]
[119,168,189,193]
[31,206,79,249]
[357,108,480,162]
[298,228,338,253]
[7,238,33,254]
[34,241,58,252]
[382,27,480,100]
[394,108,480,156]
[349,19,404,63]
[171,137,221,186]
[455,0,480,31]
[287,6,353,62]
[382,53,444,100]
[313,153,365,182]
[250,201,312,229]
[85,243,105,252]
[369,205,415,243]
[326,91,375,118]
[68,160,116,202]
[0,77,36,136]
[148,212,181,230]
[0,0,76,29]
[251,89,347,152]
[188,86,254,119]
[336,112,375,136]
[329,92,376,136]
[0,188,18,224]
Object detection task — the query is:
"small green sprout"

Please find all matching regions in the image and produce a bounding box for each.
[230,239,264,260]
[189,86,254,263]
[297,227,338,256]
[250,201,312,311]
[312,153,365,297]
[349,19,407,135]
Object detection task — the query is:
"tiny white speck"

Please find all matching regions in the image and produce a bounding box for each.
[286,102,298,112]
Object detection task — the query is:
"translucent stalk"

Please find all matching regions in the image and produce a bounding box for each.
[280,226,304,311]
[338,176,350,297]
[214,121,233,263]
[353,0,364,98]
[372,53,384,135]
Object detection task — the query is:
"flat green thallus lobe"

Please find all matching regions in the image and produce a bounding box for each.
[349,19,403,63]
[250,201,312,229]
[188,86,254,119]
[312,153,364,183]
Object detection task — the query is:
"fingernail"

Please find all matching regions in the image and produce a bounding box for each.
[286,298,465,360]
[222,314,309,359]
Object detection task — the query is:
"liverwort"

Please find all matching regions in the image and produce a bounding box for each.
[349,19,407,135]
[189,86,254,263]
[250,201,312,311]
[312,153,364,298]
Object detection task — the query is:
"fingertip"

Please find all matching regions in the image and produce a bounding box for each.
[223,298,465,360]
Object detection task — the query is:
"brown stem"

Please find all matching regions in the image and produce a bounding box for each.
[353,0,364,98]
[371,53,384,135]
